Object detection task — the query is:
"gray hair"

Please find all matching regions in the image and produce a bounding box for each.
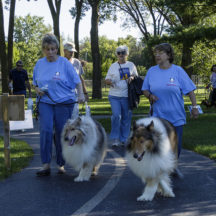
[42,33,59,49]
[116,45,129,55]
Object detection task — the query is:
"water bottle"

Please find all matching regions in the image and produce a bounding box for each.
[27,98,34,110]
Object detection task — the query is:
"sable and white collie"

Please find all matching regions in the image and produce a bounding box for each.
[125,117,178,201]
[61,116,107,182]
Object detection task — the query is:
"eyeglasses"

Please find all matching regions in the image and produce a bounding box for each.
[117,51,126,55]
[153,51,165,56]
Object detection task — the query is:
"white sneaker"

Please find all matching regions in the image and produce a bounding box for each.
[112,139,120,147]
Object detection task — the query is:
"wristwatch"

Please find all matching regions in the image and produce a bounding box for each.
[192,105,199,109]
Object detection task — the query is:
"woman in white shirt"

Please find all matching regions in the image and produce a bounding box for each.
[105,45,138,147]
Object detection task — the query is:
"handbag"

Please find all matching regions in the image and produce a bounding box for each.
[118,62,144,109]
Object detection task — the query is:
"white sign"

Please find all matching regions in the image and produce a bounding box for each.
[9,110,34,131]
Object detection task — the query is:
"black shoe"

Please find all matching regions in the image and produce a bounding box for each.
[36,168,51,177]
[57,169,66,174]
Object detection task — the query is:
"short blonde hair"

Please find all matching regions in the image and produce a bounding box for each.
[42,33,59,49]
[116,45,129,55]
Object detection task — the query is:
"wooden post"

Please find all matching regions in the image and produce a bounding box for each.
[0,94,24,169]
[2,93,11,169]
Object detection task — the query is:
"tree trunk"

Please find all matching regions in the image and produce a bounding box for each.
[74,0,83,59]
[0,0,8,93]
[89,0,102,99]
[7,0,16,74]
[47,0,62,55]
[181,40,194,77]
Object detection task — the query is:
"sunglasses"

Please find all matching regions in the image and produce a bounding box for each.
[17,65,23,67]
[117,51,126,55]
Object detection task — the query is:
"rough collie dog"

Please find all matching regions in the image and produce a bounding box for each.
[61,116,107,182]
[125,117,178,201]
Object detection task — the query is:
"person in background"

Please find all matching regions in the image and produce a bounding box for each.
[142,43,199,158]
[9,60,32,97]
[105,45,138,147]
[33,33,85,176]
[202,64,216,107]
[64,42,89,101]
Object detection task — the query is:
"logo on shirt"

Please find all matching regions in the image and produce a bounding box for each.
[167,77,177,86]
[52,71,61,80]
[119,68,130,80]
[170,77,174,83]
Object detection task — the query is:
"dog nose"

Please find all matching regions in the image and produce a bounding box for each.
[133,153,138,159]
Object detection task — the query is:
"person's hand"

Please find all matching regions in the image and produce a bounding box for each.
[106,79,115,87]
[149,94,158,104]
[78,93,85,104]
[84,93,89,101]
[35,87,45,96]
[191,108,199,119]
[128,76,134,84]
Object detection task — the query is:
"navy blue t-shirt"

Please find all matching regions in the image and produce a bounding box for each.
[9,68,29,92]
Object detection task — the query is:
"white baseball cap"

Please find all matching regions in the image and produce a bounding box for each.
[64,42,77,52]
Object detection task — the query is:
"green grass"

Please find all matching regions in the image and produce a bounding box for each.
[97,113,216,161]
[183,113,216,161]
[0,85,215,181]
[0,137,34,180]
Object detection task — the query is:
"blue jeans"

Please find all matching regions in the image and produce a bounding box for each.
[13,90,26,97]
[108,95,132,143]
[39,101,74,166]
[175,125,183,158]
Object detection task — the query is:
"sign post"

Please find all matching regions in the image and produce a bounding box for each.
[0,93,24,169]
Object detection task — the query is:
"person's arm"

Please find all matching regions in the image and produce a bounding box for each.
[80,75,89,101]
[142,90,158,103]
[188,91,199,119]
[26,80,32,97]
[76,83,85,103]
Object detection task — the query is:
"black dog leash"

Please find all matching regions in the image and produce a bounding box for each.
[34,92,78,120]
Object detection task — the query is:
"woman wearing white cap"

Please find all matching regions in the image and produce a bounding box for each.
[64,42,88,102]
[105,45,138,147]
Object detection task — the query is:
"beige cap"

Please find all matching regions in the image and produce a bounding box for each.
[64,42,77,52]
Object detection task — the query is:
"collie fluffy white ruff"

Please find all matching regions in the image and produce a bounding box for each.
[61,116,107,182]
[125,117,178,201]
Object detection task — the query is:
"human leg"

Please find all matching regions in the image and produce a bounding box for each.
[54,103,74,167]
[119,97,131,143]
[210,88,216,106]
[37,102,54,176]
[108,96,121,143]
[175,125,183,158]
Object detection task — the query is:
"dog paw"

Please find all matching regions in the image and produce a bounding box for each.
[74,176,90,182]
[163,191,175,198]
[137,194,153,201]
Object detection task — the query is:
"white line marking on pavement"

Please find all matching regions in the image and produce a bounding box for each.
[71,149,126,216]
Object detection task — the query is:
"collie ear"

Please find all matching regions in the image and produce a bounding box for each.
[147,120,154,131]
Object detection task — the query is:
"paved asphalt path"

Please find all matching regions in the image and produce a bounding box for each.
[0,117,216,216]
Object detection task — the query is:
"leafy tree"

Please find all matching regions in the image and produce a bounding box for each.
[110,0,170,66]
[86,0,102,99]
[47,0,62,55]
[0,0,16,93]
[14,14,52,77]
[156,0,216,75]
[7,0,16,76]
[69,0,90,58]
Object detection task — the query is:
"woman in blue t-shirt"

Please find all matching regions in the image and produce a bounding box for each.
[33,34,85,176]
[142,43,199,158]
